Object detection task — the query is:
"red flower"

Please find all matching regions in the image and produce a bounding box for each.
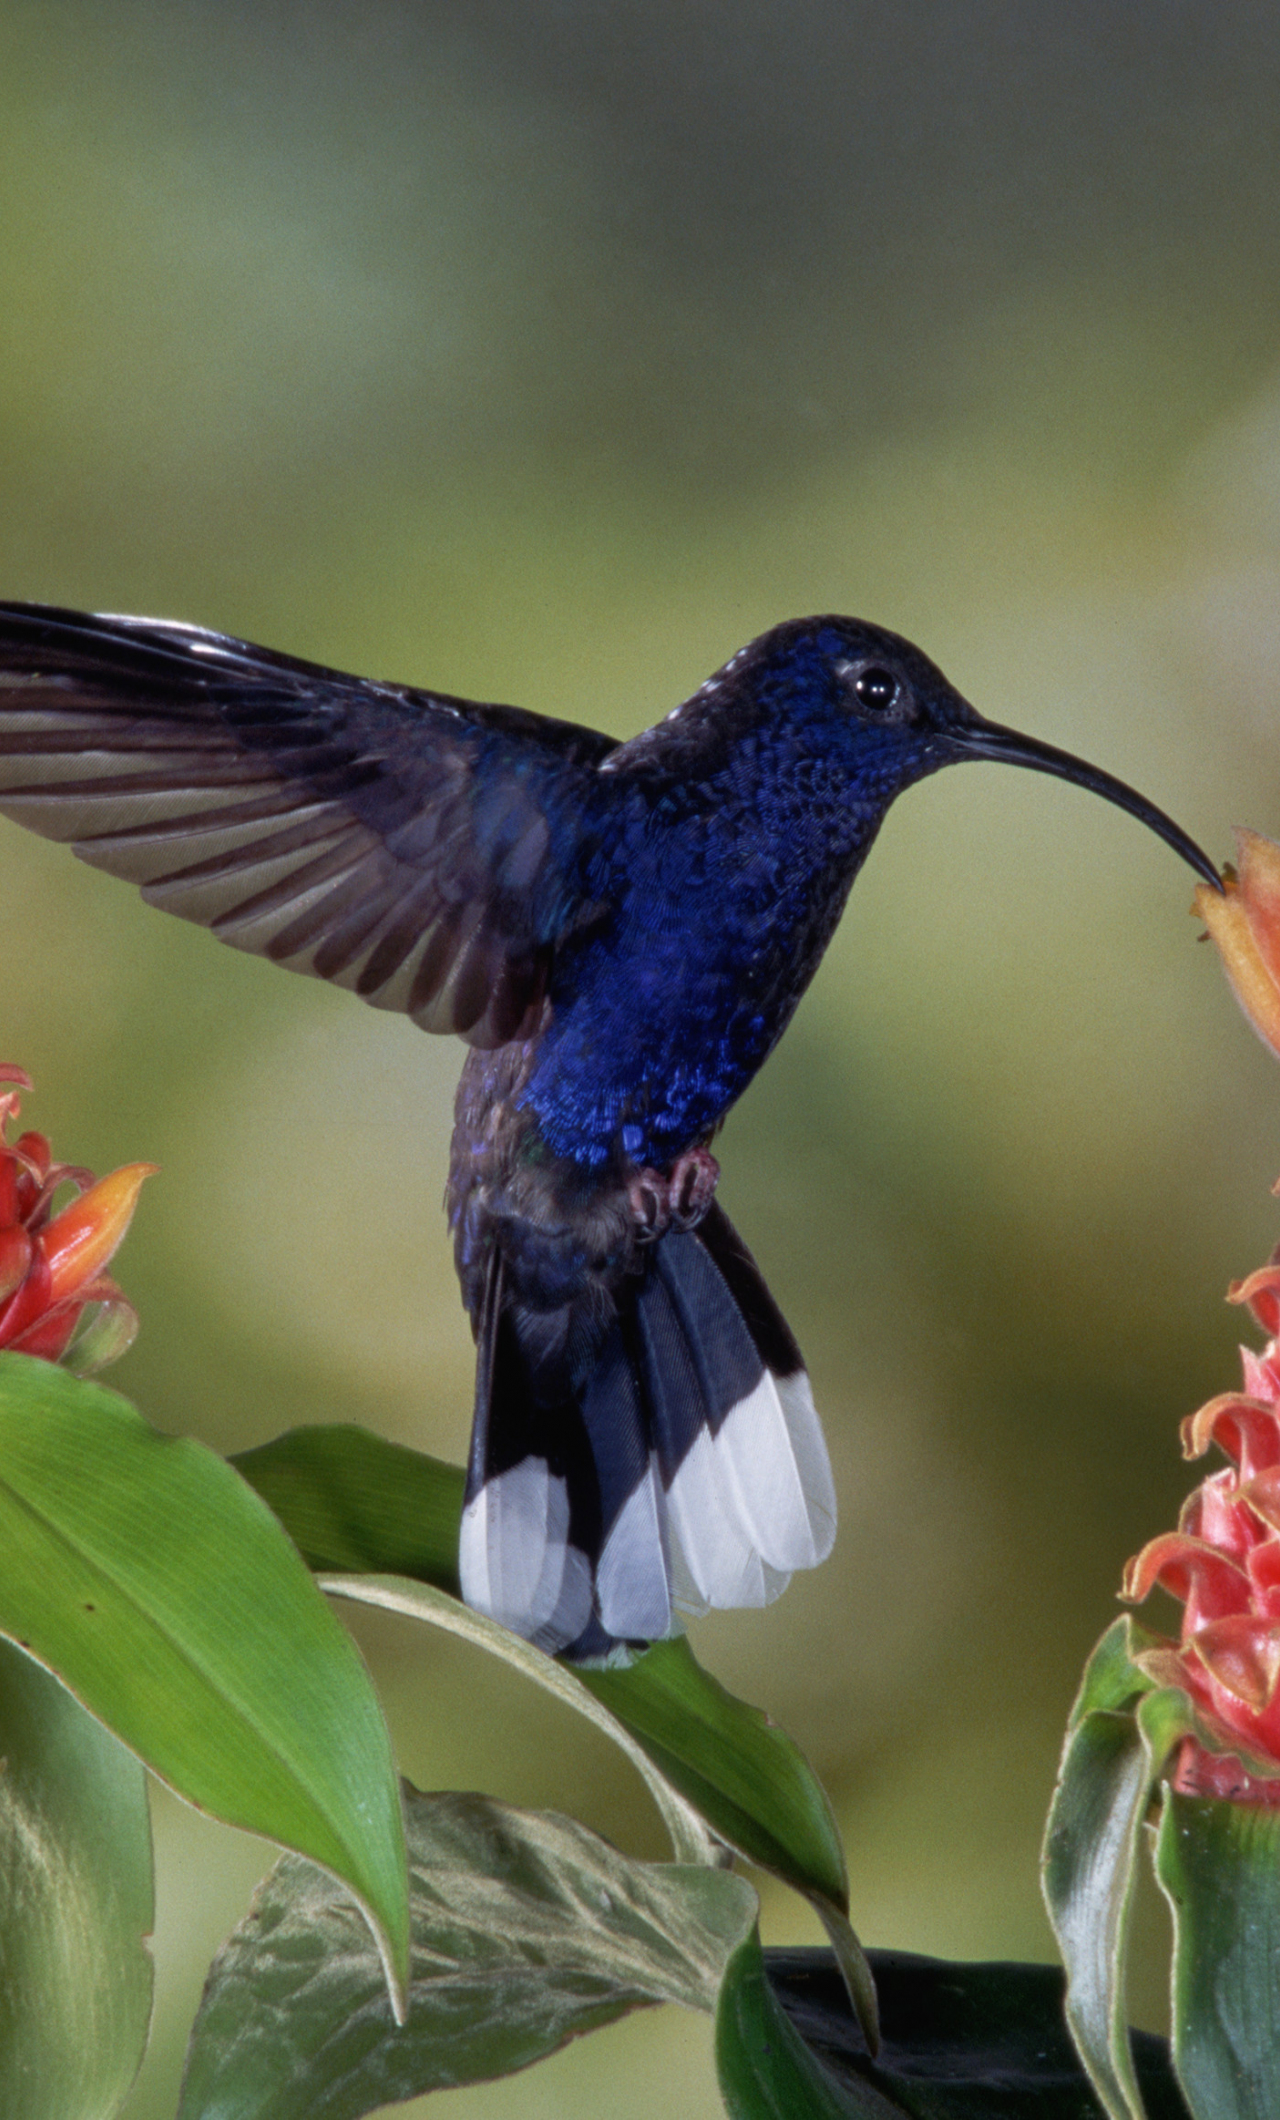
[1123,1259,1280,1802]
[0,1066,156,1374]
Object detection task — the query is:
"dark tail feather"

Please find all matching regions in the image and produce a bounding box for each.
[458,1250,600,1652]
[458,1206,836,1660]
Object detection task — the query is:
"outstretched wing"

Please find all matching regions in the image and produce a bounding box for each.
[0,603,618,1047]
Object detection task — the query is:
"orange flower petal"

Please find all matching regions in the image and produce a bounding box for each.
[1236,829,1280,990]
[39,1162,158,1303]
[1197,854,1280,1060]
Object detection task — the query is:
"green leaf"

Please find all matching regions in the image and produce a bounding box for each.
[234,1429,851,1895]
[1069,1617,1159,1727]
[0,1635,154,2120]
[584,1637,876,2045]
[1042,1620,1201,2120]
[1042,1703,1153,2120]
[717,1929,891,2118]
[320,1563,877,2042]
[234,1427,873,2027]
[320,1572,718,1866]
[762,1948,1192,2119]
[1154,1790,1280,2120]
[0,1352,409,2010]
[232,1425,463,1592]
[583,1636,848,1908]
[179,1787,759,2120]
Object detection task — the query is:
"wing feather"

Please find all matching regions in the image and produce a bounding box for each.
[0,603,618,1047]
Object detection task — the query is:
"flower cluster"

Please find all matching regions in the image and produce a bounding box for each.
[1117,831,1280,1799]
[0,1066,155,1373]
[1124,1261,1280,1802]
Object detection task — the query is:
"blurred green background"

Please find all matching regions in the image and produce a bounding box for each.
[3,3,1280,2111]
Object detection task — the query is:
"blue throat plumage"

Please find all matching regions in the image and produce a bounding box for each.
[0,603,1220,1658]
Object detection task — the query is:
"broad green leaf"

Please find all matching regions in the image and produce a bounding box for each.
[238,1426,872,2024]
[1067,1618,1159,1728]
[0,1352,408,2009]
[1041,1619,1204,2120]
[238,1422,850,1879]
[762,1948,1191,2119]
[0,1635,154,2120]
[235,1426,850,1902]
[583,1635,848,1908]
[1042,1704,1153,2120]
[1154,1790,1280,2120]
[232,1425,463,1591]
[717,1929,890,2118]
[584,1637,876,2044]
[319,1565,877,2040]
[320,1572,717,1866]
[179,1787,759,2120]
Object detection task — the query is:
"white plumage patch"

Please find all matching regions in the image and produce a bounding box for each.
[596,1455,673,1641]
[774,1369,837,1561]
[665,1365,836,1611]
[665,1424,789,1609]
[458,1460,593,1651]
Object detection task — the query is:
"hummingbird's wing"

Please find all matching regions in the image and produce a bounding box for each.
[0,603,618,1047]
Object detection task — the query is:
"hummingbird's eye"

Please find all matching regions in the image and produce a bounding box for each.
[853,666,900,714]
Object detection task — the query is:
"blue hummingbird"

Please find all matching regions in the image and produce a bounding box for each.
[0,604,1219,1657]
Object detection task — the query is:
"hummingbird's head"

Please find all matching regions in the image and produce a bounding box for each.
[759,615,1223,893]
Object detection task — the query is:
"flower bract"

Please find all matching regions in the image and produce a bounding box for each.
[1123,1256,1280,1797]
[1196,827,1280,1060]
[0,1066,155,1373]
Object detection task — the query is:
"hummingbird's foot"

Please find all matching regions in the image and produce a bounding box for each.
[628,1147,720,1241]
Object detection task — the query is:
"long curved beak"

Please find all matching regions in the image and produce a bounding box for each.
[954,718,1222,892]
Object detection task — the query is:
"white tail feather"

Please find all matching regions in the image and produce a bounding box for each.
[596,1456,673,1639]
[459,1460,593,1647]
[665,1424,792,1609]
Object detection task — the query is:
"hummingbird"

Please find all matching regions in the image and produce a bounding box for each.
[0,604,1220,1659]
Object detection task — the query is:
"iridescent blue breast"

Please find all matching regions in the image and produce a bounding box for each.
[520,748,882,1168]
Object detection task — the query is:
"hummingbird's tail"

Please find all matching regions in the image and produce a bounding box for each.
[458,1205,837,1660]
